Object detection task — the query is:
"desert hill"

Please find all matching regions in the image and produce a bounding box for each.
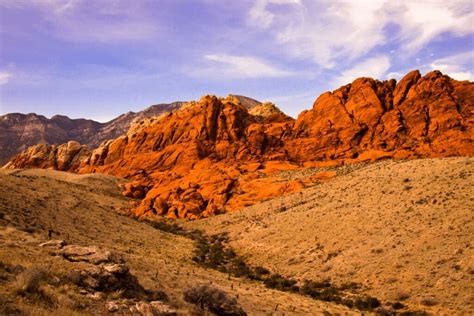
[1,158,472,314]
[0,168,359,315]
[5,70,473,220]
[188,157,474,314]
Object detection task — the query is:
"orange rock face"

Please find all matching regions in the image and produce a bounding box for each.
[289,70,473,161]
[5,71,473,219]
[78,95,298,219]
[4,141,90,172]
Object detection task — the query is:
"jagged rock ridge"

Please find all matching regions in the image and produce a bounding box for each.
[5,70,473,219]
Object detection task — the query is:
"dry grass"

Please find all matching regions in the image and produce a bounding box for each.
[0,168,355,315]
[188,157,474,315]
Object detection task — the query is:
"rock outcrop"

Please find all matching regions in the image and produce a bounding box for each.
[5,70,473,219]
[4,141,91,172]
[40,240,174,314]
[0,102,184,165]
[289,70,473,161]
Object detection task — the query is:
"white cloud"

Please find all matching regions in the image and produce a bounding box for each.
[332,55,391,87]
[0,71,12,85]
[0,0,159,43]
[429,51,474,81]
[393,2,473,53]
[247,0,474,69]
[192,54,294,79]
[386,71,405,81]
[248,0,301,28]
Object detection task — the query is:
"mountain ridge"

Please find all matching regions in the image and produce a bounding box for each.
[4,70,474,220]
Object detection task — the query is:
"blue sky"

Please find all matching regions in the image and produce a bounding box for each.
[0,0,473,121]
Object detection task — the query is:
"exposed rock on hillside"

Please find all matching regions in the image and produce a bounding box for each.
[0,102,184,164]
[4,141,90,172]
[0,113,99,165]
[289,70,473,160]
[4,70,473,219]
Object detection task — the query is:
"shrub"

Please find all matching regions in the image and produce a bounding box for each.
[263,274,299,292]
[183,284,246,316]
[354,296,381,310]
[228,258,253,278]
[13,267,53,306]
[254,266,270,276]
[14,267,50,296]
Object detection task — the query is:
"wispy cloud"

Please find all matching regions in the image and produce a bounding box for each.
[190,54,294,79]
[0,71,11,85]
[429,51,474,81]
[0,0,160,43]
[247,0,473,69]
[248,0,301,28]
[394,2,473,54]
[332,55,391,87]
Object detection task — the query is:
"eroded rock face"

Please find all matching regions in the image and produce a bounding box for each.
[3,141,91,172]
[5,70,473,219]
[78,95,297,219]
[289,70,473,160]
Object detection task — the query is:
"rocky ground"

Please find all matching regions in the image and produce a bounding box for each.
[188,157,474,315]
[0,168,357,315]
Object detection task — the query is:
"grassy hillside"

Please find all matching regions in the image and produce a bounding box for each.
[0,168,354,315]
[188,157,474,315]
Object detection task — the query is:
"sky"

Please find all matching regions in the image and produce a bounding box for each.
[0,0,473,121]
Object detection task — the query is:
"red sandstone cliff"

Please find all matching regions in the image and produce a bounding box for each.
[5,70,473,219]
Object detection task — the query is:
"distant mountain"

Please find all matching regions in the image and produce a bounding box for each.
[0,95,267,165]
[0,102,184,164]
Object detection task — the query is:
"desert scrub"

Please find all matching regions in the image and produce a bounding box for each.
[13,267,54,306]
[14,267,50,296]
[183,284,246,316]
[145,218,426,314]
[263,273,299,292]
[0,260,24,283]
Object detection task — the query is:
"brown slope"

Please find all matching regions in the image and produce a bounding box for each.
[0,168,355,315]
[186,157,474,314]
[4,70,474,220]
[0,113,101,165]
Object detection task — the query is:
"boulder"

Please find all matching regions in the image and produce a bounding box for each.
[39,239,67,249]
[57,245,123,264]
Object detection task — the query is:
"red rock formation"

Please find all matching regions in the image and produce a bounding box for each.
[288,70,473,161]
[4,141,91,172]
[79,95,297,219]
[4,71,473,219]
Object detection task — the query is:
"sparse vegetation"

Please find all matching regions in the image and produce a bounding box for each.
[146,218,427,313]
[13,267,53,305]
[183,284,246,316]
